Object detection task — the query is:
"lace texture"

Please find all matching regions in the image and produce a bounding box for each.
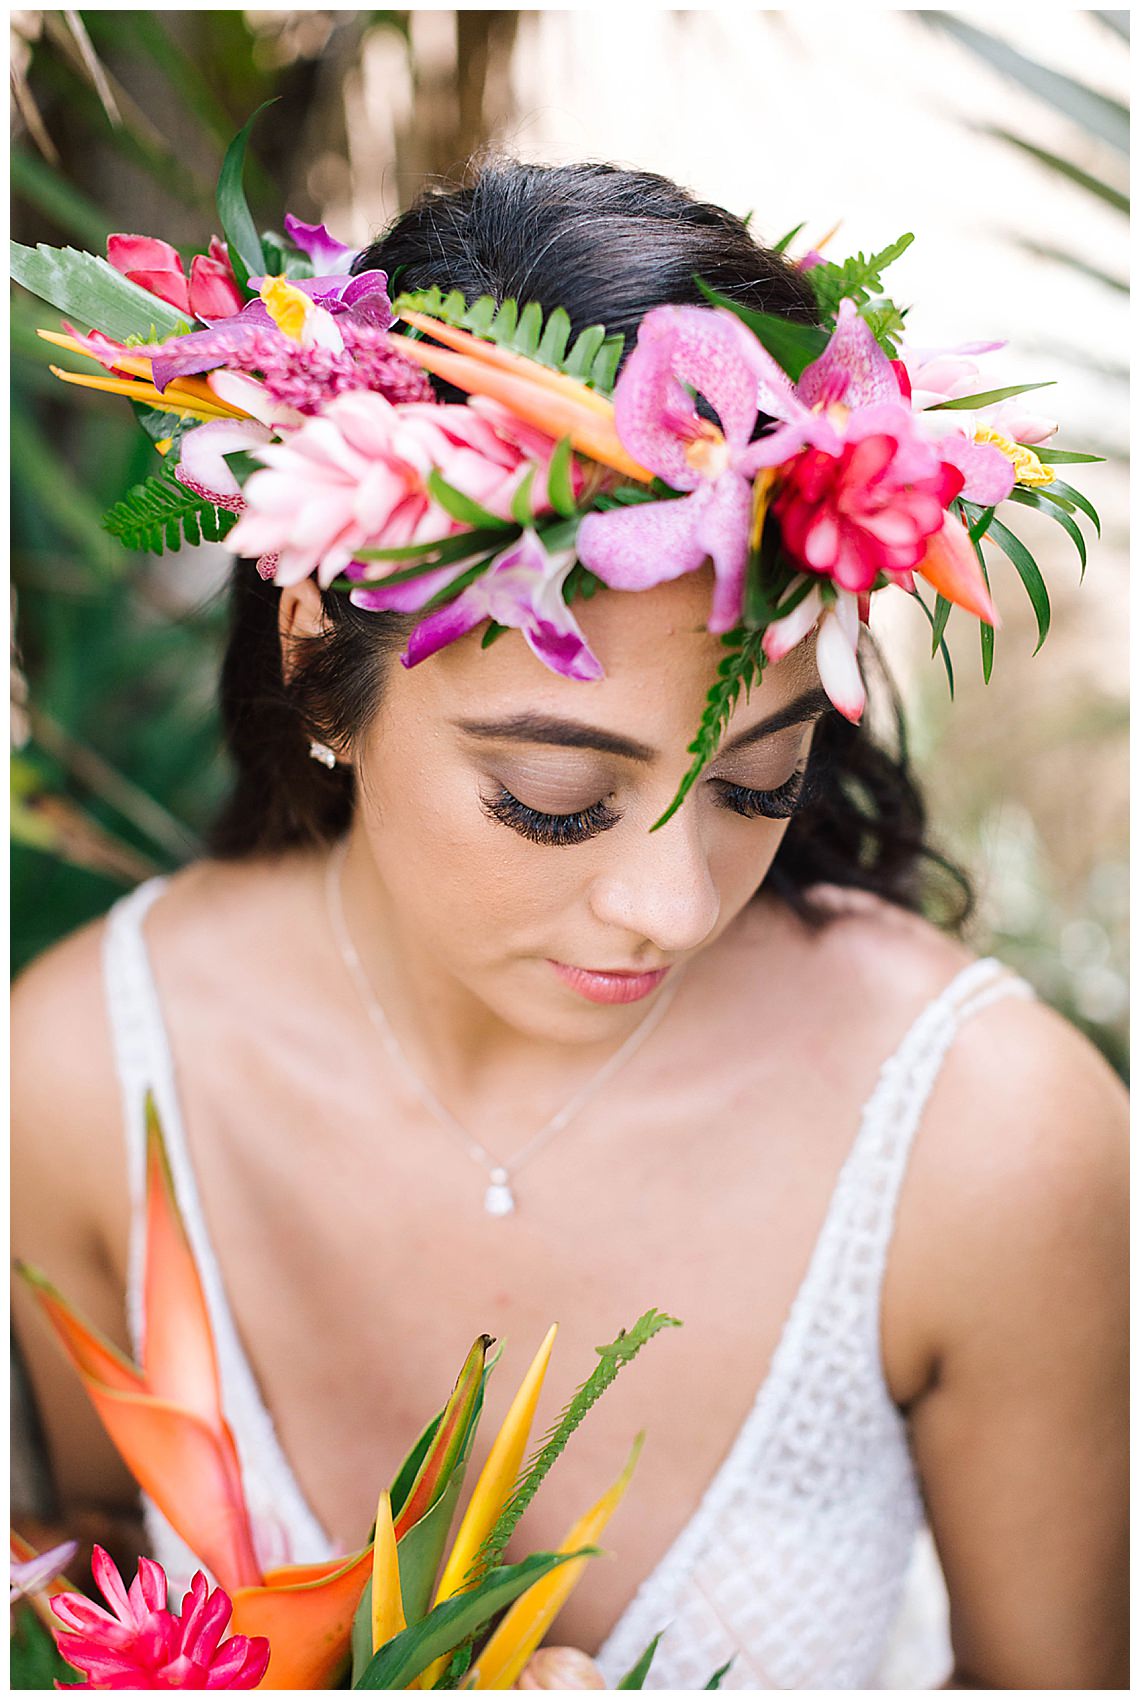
[102,877,1034,1689]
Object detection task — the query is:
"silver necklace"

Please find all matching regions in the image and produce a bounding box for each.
[325,837,683,1217]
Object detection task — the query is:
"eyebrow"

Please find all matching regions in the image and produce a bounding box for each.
[452,685,833,763]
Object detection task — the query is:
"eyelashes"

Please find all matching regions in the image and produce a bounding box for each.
[480,766,815,848]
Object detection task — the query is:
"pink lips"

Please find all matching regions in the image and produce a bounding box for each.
[548,960,672,1005]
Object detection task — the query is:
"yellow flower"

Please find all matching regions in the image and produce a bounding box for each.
[259,275,315,344]
[973,425,1054,488]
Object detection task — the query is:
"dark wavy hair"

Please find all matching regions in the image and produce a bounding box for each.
[208,159,972,931]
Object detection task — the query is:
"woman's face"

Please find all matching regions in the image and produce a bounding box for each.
[350,566,828,1042]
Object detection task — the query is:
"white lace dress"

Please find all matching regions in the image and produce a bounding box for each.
[103,877,1035,1689]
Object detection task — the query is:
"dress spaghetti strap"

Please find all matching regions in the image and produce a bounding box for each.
[102,877,336,1585]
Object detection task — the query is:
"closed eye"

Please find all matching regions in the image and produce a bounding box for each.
[714,765,813,820]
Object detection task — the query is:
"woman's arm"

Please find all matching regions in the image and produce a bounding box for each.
[901,992,1127,1689]
[11,922,144,1534]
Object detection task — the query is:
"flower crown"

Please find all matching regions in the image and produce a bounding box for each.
[12,123,1101,830]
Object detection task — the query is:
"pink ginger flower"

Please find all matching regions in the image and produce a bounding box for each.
[900,336,1058,445]
[50,1545,269,1690]
[226,389,559,589]
[108,234,244,322]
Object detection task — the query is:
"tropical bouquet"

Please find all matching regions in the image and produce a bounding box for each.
[9,110,1101,830]
[11,1094,685,1691]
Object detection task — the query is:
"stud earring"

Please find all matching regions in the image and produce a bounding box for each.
[308,739,337,769]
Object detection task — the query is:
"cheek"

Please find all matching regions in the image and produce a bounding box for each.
[356,752,585,943]
[708,814,794,910]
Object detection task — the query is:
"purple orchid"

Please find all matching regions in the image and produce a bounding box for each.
[577,300,1015,634]
[147,269,391,392]
[380,529,603,682]
[283,213,360,275]
[10,1539,78,1605]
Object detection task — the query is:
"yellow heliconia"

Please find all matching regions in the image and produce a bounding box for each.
[36,329,249,424]
[371,1491,407,1652]
[472,1434,644,1691]
[419,1324,558,1689]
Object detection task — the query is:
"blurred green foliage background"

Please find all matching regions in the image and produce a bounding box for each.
[10,10,1128,1076]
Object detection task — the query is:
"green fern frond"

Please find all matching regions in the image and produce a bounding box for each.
[652,628,769,832]
[805,232,915,321]
[393,287,625,395]
[102,471,238,556]
[475,1310,680,1576]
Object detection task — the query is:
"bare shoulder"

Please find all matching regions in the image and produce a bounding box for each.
[11,909,125,1248]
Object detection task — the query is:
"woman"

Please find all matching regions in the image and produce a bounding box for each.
[12,162,1127,1689]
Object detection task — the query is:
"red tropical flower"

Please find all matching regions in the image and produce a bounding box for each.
[50,1546,269,1691]
[107,234,244,321]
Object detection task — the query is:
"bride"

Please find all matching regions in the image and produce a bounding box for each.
[11,160,1126,1689]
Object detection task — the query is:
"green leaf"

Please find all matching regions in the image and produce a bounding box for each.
[101,469,238,556]
[1042,477,1101,536]
[706,1659,734,1689]
[353,1552,590,1689]
[11,147,112,248]
[510,466,537,527]
[986,515,1051,650]
[1033,446,1105,465]
[425,471,515,533]
[967,503,996,545]
[800,232,914,328]
[351,527,511,568]
[216,103,276,291]
[930,591,953,656]
[393,287,625,393]
[910,588,956,699]
[481,620,509,648]
[772,220,806,255]
[391,1413,444,1523]
[398,1465,468,1623]
[653,629,768,831]
[618,1633,664,1688]
[929,380,1056,411]
[546,436,578,518]
[983,127,1128,210]
[10,239,187,341]
[1007,488,1088,578]
[9,1600,81,1688]
[477,1312,681,1575]
[693,277,827,378]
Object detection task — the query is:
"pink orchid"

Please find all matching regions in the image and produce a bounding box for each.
[576,304,819,632]
[578,300,1009,638]
[50,1546,269,1691]
[392,528,603,681]
[227,389,556,588]
[108,234,244,322]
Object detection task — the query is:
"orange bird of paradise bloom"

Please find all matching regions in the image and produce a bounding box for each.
[17,1095,372,1689]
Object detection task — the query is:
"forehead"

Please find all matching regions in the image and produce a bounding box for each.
[386,566,821,749]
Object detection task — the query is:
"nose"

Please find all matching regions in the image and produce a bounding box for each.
[586,803,721,957]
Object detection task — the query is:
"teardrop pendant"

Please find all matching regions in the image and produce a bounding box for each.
[483,1167,515,1217]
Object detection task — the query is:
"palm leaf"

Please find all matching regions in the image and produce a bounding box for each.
[986,516,1050,652]
[10,239,188,341]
